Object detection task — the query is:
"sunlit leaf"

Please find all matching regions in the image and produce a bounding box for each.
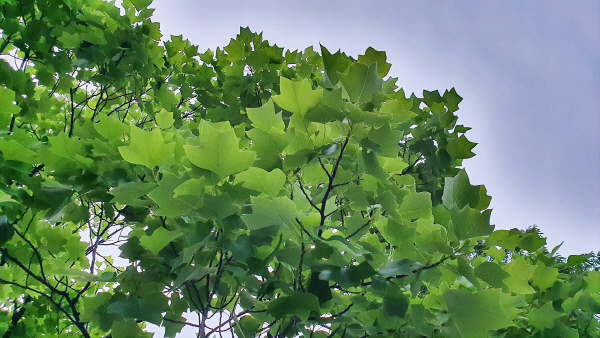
[184,120,256,179]
[272,76,323,116]
[119,126,175,169]
[139,227,184,254]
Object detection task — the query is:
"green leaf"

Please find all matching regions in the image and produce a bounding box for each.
[236,315,261,338]
[173,177,206,198]
[148,172,196,217]
[532,261,559,291]
[157,84,179,109]
[234,167,286,197]
[118,126,175,169]
[163,314,186,338]
[272,76,323,116]
[130,0,152,11]
[0,87,21,130]
[224,38,245,62]
[155,109,174,129]
[474,261,510,288]
[0,139,38,164]
[379,99,417,124]
[367,123,403,157]
[383,284,409,318]
[38,225,69,253]
[0,191,17,204]
[527,302,564,330]
[94,115,129,141]
[173,264,217,288]
[139,227,184,254]
[110,319,147,338]
[376,217,413,248]
[107,292,170,325]
[358,47,391,78]
[184,120,256,179]
[247,128,294,170]
[443,88,463,112]
[442,170,490,210]
[307,271,332,304]
[502,258,537,294]
[267,292,320,321]
[47,132,81,159]
[321,45,351,86]
[51,267,116,283]
[449,206,493,240]
[109,181,157,205]
[399,186,433,221]
[378,260,419,278]
[566,254,589,267]
[242,196,298,230]
[246,99,284,132]
[57,31,81,49]
[338,62,383,104]
[444,288,515,337]
[0,215,14,247]
[447,135,477,159]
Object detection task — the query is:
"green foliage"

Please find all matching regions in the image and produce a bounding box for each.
[0,1,598,337]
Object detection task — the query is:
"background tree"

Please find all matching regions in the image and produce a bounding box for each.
[0,1,598,337]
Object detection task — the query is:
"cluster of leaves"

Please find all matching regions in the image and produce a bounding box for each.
[0,0,598,337]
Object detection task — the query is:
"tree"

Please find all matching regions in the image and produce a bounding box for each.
[0,0,598,337]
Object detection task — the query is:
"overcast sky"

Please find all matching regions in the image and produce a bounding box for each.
[147,1,599,256]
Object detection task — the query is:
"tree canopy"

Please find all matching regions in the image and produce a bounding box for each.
[0,0,598,337]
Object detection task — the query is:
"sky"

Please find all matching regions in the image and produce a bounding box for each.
[146,1,600,256]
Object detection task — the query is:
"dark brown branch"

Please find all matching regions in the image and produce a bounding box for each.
[0,249,91,338]
[345,219,372,239]
[298,180,322,213]
[319,134,351,237]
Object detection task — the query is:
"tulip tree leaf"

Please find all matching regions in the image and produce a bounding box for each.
[527,302,564,330]
[0,139,38,163]
[0,87,21,130]
[449,206,494,240]
[184,120,256,179]
[234,167,286,197]
[358,47,391,78]
[173,264,217,288]
[119,126,175,169]
[338,62,383,104]
[474,262,510,288]
[321,45,351,86]
[444,288,515,337]
[447,135,477,159]
[502,258,538,294]
[139,227,184,254]
[532,261,559,291]
[379,99,416,124]
[155,109,174,129]
[107,292,170,325]
[242,196,298,230]
[246,99,284,132]
[442,170,490,210]
[272,77,323,116]
[267,293,320,321]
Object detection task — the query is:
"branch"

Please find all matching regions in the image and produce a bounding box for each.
[0,249,91,338]
[162,316,201,329]
[2,295,31,338]
[319,134,351,236]
[297,180,322,213]
[345,219,372,239]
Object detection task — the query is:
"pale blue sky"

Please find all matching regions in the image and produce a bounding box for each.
[148,1,599,256]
